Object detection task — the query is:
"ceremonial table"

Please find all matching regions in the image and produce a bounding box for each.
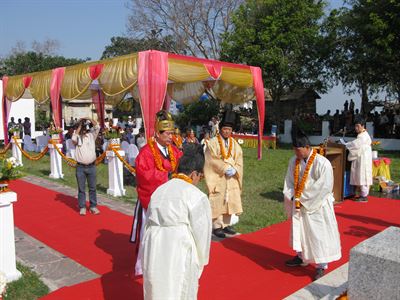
[372,157,391,180]
[231,134,276,149]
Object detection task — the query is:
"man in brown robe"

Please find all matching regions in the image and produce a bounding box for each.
[204,109,243,238]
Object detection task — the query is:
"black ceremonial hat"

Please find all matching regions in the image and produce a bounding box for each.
[220,109,237,128]
[291,126,311,147]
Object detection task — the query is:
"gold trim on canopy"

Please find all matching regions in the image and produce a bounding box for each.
[61,63,98,99]
[98,54,138,96]
[5,75,26,102]
[220,66,253,88]
[209,81,255,103]
[167,82,206,105]
[29,70,52,103]
[168,58,210,83]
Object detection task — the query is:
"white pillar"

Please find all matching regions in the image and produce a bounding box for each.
[106,149,126,197]
[48,143,64,179]
[0,191,22,282]
[11,138,23,166]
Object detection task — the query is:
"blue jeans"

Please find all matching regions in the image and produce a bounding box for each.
[76,164,97,209]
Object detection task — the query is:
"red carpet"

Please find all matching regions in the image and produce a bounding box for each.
[10,180,400,300]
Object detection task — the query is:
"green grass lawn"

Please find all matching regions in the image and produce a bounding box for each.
[3,263,49,300]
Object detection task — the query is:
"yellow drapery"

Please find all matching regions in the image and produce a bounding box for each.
[168,58,210,82]
[97,53,138,97]
[5,75,26,101]
[61,62,99,99]
[29,70,52,104]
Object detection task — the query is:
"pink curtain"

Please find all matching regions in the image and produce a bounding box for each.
[91,89,106,129]
[138,50,169,138]
[50,67,65,129]
[2,76,12,145]
[250,66,265,160]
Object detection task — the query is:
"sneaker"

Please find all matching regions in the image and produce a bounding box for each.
[285,255,308,267]
[314,268,325,281]
[79,208,86,216]
[89,207,100,215]
[213,228,226,239]
[223,226,237,235]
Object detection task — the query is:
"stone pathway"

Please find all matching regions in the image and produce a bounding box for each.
[15,175,135,291]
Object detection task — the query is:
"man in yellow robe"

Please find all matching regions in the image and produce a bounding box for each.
[204,109,243,239]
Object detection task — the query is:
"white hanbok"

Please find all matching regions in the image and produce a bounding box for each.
[140,178,212,300]
[283,153,341,264]
[345,130,373,186]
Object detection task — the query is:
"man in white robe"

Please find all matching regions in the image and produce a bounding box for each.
[140,144,212,300]
[345,117,372,202]
[283,128,341,281]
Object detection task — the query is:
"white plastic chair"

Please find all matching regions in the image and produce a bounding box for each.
[127,144,139,166]
[65,139,76,159]
[36,135,49,152]
[23,135,36,152]
[121,141,130,153]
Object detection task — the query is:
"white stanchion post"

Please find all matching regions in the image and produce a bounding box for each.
[11,138,23,166]
[0,191,22,282]
[106,149,126,197]
[48,143,64,179]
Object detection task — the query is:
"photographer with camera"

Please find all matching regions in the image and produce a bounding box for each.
[72,117,100,216]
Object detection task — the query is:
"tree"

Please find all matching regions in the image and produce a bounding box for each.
[221,0,330,113]
[126,0,243,59]
[174,98,220,129]
[101,35,181,59]
[0,51,86,77]
[323,0,400,113]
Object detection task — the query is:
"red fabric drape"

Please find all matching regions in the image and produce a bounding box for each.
[138,50,169,138]
[89,64,104,80]
[23,76,32,88]
[250,66,265,160]
[91,90,106,129]
[50,67,65,129]
[163,94,171,112]
[2,77,12,145]
[204,62,222,79]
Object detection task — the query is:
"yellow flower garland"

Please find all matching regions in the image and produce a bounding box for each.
[148,138,177,172]
[217,134,233,159]
[172,173,193,184]
[294,148,318,209]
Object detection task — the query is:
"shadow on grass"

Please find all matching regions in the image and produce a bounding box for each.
[39,169,51,176]
[260,190,283,202]
[96,184,107,194]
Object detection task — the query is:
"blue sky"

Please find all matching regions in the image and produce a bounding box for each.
[1,0,370,114]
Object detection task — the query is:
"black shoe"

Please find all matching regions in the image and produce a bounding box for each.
[314,268,325,281]
[285,255,307,267]
[354,196,368,203]
[213,228,226,239]
[223,226,236,235]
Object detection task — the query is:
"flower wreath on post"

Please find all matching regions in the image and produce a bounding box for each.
[8,125,21,137]
[104,126,123,149]
[0,271,6,299]
[0,156,25,192]
[48,127,63,142]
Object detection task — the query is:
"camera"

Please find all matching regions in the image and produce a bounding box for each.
[80,119,92,132]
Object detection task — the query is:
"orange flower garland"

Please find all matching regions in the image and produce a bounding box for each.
[172,173,193,184]
[293,148,318,209]
[217,134,233,159]
[172,135,183,148]
[148,138,177,172]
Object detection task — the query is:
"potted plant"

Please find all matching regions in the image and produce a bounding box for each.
[0,156,24,192]
[8,125,21,137]
[104,126,122,148]
[371,140,381,159]
[48,127,63,141]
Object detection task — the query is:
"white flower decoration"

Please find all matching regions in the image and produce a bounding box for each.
[238,139,244,145]
[0,271,7,296]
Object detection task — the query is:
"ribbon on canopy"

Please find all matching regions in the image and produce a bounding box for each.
[204,62,222,79]
[250,66,265,160]
[138,50,169,138]
[91,89,106,129]
[1,76,11,145]
[50,67,65,129]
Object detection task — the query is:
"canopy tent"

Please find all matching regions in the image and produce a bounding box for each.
[1,50,265,158]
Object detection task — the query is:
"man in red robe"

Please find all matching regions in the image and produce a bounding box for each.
[130,110,182,275]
